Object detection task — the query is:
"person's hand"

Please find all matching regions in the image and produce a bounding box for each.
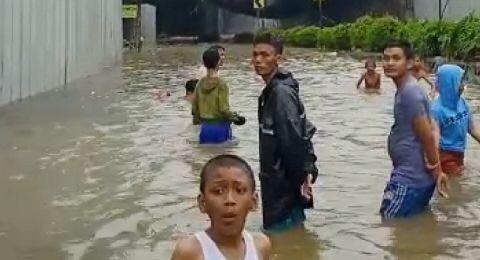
[300,174,313,201]
[434,170,449,199]
[233,115,246,126]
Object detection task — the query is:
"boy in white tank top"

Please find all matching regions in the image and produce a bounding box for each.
[171,155,271,260]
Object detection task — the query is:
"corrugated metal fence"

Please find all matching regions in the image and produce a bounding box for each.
[414,0,480,20]
[0,0,122,106]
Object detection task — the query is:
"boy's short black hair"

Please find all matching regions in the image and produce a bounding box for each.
[365,59,376,68]
[384,40,415,60]
[185,79,198,94]
[202,48,221,69]
[210,44,226,52]
[200,154,255,193]
[253,33,284,55]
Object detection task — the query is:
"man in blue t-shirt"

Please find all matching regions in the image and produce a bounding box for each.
[380,40,448,218]
[432,64,480,176]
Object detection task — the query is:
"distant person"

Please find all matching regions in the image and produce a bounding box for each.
[198,45,227,79]
[184,79,199,123]
[380,40,448,219]
[138,36,144,52]
[185,79,198,103]
[192,48,246,144]
[356,59,381,90]
[154,90,171,102]
[432,64,480,176]
[171,154,271,260]
[412,56,435,97]
[252,33,318,232]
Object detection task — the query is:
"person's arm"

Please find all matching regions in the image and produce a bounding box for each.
[304,120,319,182]
[218,82,246,125]
[469,116,480,144]
[421,73,436,93]
[376,73,381,89]
[412,115,448,198]
[192,87,200,125]
[356,73,365,89]
[254,233,272,260]
[431,118,441,149]
[171,237,201,260]
[403,87,447,197]
[273,86,311,189]
[218,82,237,121]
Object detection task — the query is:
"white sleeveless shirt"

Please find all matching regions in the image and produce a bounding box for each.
[194,231,259,260]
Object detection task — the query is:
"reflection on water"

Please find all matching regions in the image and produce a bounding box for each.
[0,44,479,259]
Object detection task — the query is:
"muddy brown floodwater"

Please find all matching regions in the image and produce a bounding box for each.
[1,44,479,260]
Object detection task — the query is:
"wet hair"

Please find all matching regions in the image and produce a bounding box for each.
[365,59,376,68]
[200,154,255,193]
[202,48,221,69]
[384,40,415,60]
[185,79,198,94]
[209,44,226,52]
[253,33,284,55]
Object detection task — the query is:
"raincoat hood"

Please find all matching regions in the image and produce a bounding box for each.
[436,64,464,110]
[198,76,222,94]
[271,69,299,92]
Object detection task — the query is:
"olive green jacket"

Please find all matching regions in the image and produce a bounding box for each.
[192,76,236,124]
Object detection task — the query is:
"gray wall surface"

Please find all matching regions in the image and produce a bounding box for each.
[0,0,123,106]
[219,8,279,35]
[141,4,156,44]
[414,0,480,20]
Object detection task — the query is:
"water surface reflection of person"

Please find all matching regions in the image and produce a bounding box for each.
[386,211,443,260]
[269,225,322,260]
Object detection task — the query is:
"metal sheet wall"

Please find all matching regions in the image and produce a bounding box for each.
[0,0,122,106]
[414,0,480,20]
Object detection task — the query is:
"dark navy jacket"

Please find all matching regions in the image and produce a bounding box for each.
[258,69,318,229]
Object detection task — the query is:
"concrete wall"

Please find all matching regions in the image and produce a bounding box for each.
[219,8,279,35]
[414,0,480,20]
[0,0,122,106]
[141,4,156,44]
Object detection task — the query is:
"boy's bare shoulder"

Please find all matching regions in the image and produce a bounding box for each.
[171,236,202,260]
[253,232,272,259]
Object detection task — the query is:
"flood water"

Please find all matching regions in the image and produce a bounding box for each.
[1,44,479,260]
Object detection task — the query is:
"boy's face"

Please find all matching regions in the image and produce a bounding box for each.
[184,92,194,103]
[252,43,281,78]
[414,57,422,68]
[218,49,226,67]
[383,47,412,79]
[198,167,257,236]
[366,62,376,72]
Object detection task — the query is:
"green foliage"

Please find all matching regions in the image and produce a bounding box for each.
[316,26,335,49]
[290,26,321,47]
[450,13,480,59]
[396,20,456,57]
[350,16,377,50]
[363,16,400,52]
[258,14,480,59]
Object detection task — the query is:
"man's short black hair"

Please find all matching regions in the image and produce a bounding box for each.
[202,48,220,69]
[253,33,284,55]
[200,154,255,193]
[384,40,415,60]
[185,79,198,94]
[210,44,226,52]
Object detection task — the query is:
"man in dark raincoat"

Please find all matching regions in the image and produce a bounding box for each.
[252,33,318,232]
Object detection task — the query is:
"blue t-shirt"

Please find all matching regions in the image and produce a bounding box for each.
[432,99,470,153]
[388,76,434,187]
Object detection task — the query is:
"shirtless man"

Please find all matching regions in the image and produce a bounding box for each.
[357,59,381,90]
